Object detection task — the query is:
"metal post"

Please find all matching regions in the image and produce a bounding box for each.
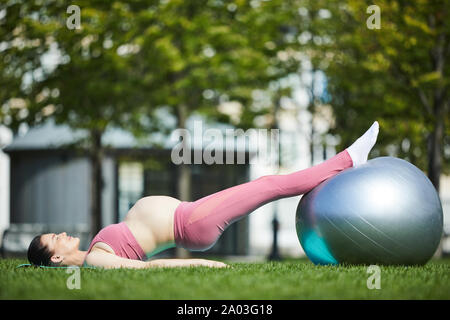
[268,94,282,261]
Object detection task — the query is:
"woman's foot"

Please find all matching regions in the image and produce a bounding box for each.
[346,121,379,167]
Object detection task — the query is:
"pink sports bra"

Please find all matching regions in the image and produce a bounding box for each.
[86,222,146,260]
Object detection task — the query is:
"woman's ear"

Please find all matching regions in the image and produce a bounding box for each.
[50,255,64,264]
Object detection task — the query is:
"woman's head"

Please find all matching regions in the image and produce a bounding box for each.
[27,232,80,266]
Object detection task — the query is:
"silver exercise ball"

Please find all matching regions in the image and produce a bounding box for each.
[295,157,443,266]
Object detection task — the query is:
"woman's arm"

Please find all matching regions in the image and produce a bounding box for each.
[85,249,150,269]
[85,249,228,269]
[147,258,228,268]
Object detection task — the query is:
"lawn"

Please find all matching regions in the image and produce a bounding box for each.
[1,257,449,300]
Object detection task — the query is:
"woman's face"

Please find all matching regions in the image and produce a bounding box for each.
[40,232,80,261]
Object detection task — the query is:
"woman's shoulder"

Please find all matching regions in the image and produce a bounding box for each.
[83,242,116,268]
[86,223,122,255]
[90,241,116,255]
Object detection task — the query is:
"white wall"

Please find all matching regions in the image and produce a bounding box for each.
[0,125,13,247]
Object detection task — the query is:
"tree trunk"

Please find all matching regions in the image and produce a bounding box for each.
[427,104,444,192]
[89,129,103,238]
[175,104,191,258]
[425,15,446,258]
[428,100,446,259]
[427,24,446,193]
[308,68,317,166]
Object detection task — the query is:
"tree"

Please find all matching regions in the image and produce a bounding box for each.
[0,0,155,236]
[323,0,449,191]
[127,0,294,256]
[0,0,297,241]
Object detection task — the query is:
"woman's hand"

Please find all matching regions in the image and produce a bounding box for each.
[192,259,228,268]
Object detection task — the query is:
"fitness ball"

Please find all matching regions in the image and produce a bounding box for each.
[295,157,443,265]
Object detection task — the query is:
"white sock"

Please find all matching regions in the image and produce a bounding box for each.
[346,121,379,167]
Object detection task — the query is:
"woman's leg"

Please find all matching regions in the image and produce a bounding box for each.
[174,121,379,251]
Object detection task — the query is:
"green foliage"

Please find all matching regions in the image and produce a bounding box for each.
[0,0,147,137]
[1,0,448,173]
[0,0,294,137]
[320,0,450,174]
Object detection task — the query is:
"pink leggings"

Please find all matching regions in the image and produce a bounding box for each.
[173,150,353,251]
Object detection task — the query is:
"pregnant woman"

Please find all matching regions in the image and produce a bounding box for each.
[27,121,379,269]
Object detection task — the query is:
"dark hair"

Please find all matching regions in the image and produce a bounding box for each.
[27,235,53,267]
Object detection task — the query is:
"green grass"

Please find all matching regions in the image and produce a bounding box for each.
[1,257,449,299]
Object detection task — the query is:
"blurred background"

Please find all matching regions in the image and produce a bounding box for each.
[0,0,449,261]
